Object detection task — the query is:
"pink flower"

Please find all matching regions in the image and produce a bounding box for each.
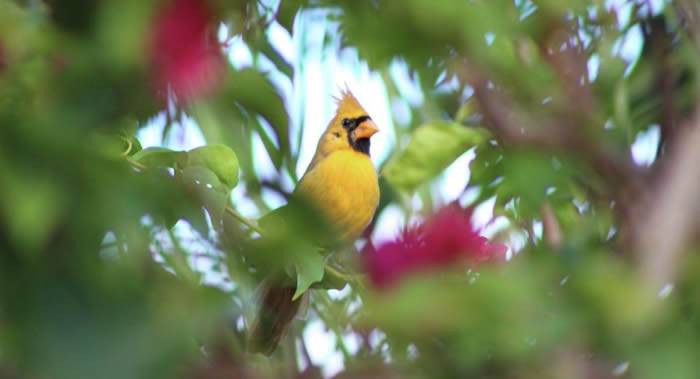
[150,0,224,103]
[364,205,507,289]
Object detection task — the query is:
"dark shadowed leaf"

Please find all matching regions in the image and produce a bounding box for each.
[226,68,289,155]
[179,166,228,229]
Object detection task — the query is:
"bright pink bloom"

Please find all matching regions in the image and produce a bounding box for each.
[150,0,223,103]
[364,205,507,289]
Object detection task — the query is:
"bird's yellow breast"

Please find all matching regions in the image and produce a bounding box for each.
[296,150,379,241]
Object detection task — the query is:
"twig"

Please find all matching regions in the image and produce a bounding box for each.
[125,156,147,170]
[225,206,264,235]
[632,108,700,288]
[542,202,563,251]
[312,299,352,362]
[325,263,363,289]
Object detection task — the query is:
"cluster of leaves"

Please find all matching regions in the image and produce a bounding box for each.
[2,0,700,379]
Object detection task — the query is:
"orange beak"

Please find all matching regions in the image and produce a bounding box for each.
[353,120,379,139]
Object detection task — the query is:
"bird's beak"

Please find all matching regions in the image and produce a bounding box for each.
[353,120,379,140]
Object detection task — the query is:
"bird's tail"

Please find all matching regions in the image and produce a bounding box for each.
[248,284,302,355]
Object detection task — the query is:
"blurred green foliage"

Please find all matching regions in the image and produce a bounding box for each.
[1,0,700,378]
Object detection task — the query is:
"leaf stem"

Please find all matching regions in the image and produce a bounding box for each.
[224,206,264,235]
[125,156,147,170]
[324,263,363,289]
[312,300,352,362]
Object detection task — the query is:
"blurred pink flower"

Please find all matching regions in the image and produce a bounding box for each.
[364,204,507,289]
[150,0,223,103]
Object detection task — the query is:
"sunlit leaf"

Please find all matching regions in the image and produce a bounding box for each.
[132,147,184,168]
[383,122,489,192]
[293,249,325,300]
[185,144,239,189]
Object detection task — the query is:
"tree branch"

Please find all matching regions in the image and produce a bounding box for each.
[631,108,700,288]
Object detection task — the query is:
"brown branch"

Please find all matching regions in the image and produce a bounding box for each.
[542,202,563,251]
[631,108,700,288]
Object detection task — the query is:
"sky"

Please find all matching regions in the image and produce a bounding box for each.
[135,0,663,376]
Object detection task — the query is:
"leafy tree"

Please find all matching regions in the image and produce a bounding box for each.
[1,0,700,378]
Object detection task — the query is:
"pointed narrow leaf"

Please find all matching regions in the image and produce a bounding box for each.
[293,250,325,300]
[226,68,289,155]
[383,122,489,192]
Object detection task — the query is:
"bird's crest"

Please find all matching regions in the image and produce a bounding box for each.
[333,88,367,117]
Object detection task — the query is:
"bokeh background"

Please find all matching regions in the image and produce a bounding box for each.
[2,0,700,378]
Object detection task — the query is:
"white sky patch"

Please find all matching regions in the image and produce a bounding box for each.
[587,54,600,82]
[471,196,496,231]
[389,60,425,106]
[327,285,351,300]
[648,0,665,14]
[481,216,510,240]
[508,228,530,254]
[391,97,412,125]
[618,25,643,73]
[484,32,496,46]
[303,318,344,377]
[230,181,259,218]
[435,149,476,203]
[260,187,287,210]
[371,204,407,245]
[459,186,481,207]
[607,0,633,28]
[251,132,280,181]
[225,35,253,69]
[343,332,362,355]
[136,113,206,151]
[631,125,660,166]
[267,21,295,63]
[165,114,207,150]
[532,220,543,240]
[136,112,166,148]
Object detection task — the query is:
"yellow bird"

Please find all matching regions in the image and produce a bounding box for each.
[249,90,380,354]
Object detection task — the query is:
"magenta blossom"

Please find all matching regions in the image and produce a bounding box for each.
[364,205,507,289]
[150,0,224,103]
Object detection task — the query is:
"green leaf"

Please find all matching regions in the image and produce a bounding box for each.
[292,249,325,300]
[383,122,489,192]
[258,36,293,79]
[276,0,303,34]
[185,144,239,189]
[179,166,228,230]
[1,173,63,253]
[132,147,183,168]
[226,68,290,155]
[179,165,222,189]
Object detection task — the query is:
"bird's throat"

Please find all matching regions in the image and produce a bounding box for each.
[352,138,371,155]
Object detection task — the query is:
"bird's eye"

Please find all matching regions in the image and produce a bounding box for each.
[333,132,341,138]
[342,118,352,128]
